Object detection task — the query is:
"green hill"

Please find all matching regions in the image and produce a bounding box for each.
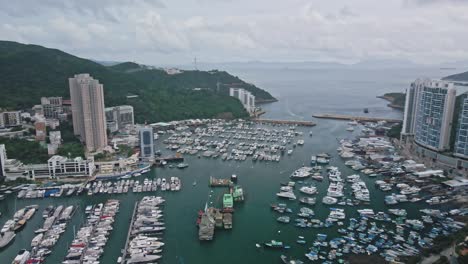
[0,41,276,122]
[443,70,468,82]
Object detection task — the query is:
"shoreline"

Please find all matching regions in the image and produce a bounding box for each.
[376,95,405,110]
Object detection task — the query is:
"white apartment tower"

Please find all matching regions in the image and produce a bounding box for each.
[411,80,456,151]
[229,88,255,114]
[0,144,6,179]
[69,74,108,152]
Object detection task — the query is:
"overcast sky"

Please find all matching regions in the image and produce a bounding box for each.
[2,0,468,65]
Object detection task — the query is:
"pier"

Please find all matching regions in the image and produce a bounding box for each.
[312,114,402,123]
[252,118,316,126]
[121,201,138,264]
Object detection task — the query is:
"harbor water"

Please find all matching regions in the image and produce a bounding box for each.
[0,67,460,263]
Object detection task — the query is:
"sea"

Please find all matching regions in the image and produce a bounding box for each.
[0,67,461,263]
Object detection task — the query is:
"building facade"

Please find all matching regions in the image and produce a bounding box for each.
[0,111,21,128]
[413,80,456,151]
[229,88,256,114]
[41,97,64,119]
[0,144,6,179]
[139,127,154,159]
[46,155,95,178]
[69,74,108,152]
[35,118,47,142]
[105,105,134,132]
[402,79,426,135]
[454,93,468,159]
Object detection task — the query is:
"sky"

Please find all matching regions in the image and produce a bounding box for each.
[2,0,468,65]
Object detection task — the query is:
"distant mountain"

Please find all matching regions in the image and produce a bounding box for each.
[0,41,276,122]
[443,70,468,82]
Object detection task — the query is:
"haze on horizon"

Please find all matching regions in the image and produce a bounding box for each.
[1,0,468,66]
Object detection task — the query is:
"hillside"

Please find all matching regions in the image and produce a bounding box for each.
[443,70,468,82]
[0,41,276,122]
[377,93,405,110]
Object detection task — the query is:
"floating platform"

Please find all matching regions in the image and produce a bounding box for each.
[252,119,316,126]
[209,177,233,187]
[312,114,402,123]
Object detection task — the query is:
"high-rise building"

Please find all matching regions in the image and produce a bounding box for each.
[69,74,108,152]
[105,105,134,132]
[41,97,64,119]
[35,118,47,142]
[0,111,21,128]
[413,80,456,151]
[229,88,256,114]
[454,93,468,158]
[139,127,154,159]
[402,79,427,136]
[0,144,6,179]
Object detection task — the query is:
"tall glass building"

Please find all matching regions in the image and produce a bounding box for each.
[454,93,468,158]
[139,127,155,159]
[402,79,426,135]
[414,80,456,151]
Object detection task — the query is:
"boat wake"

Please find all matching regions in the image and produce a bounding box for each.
[285,98,304,119]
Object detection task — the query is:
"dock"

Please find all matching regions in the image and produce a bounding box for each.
[312,114,402,123]
[252,118,316,126]
[121,201,138,264]
[209,177,233,187]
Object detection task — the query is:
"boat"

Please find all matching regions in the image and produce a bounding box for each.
[299,186,317,195]
[177,163,189,169]
[13,219,26,231]
[299,197,316,205]
[277,216,290,223]
[276,192,296,200]
[231,174,238,182]
[0,231,15,248]
[12,249,30,264]
[264,240,284,248]
[346,127,354,132]
[322,196,338,205]
[31,233,43,247]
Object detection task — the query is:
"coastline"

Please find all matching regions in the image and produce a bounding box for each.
[376,95,405,110]
[255,98,278,104]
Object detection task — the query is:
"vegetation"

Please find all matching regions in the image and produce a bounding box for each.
[443,70,468,82]
[0,41,276,122]
[0,137,49,164]
[386,123,402,139]
[57,143,85,158]
[379,92,406,109]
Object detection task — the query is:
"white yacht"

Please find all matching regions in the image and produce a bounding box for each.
[12,249,30,264]
[276,192,296,200]
[299,186,317,195]
[322,196,338,205]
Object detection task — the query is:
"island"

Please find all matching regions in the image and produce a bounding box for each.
[377,93,405,110]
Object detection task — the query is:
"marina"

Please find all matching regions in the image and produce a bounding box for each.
[0,65,467,263]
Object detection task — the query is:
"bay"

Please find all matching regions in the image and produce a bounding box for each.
[0,67,458,263]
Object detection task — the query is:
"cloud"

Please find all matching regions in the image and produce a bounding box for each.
[0,0,468,65]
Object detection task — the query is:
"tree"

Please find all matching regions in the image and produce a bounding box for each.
[57,143,84,158]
